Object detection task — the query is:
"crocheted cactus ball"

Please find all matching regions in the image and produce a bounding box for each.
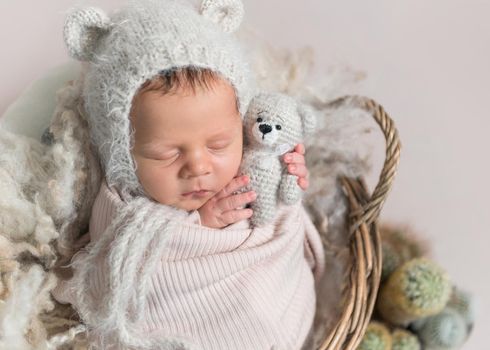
[358,321,392,350]
[379,225,428,282]
[392,328,421,350]
[381,240,401,281]
[380,225,428,260]
[414,308,467,350]
[447,286,474,328]
[377,258,452,326]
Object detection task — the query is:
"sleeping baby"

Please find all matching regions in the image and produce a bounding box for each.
[52,0,325,349]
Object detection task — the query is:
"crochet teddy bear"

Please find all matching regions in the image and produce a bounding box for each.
[240,92,317,226]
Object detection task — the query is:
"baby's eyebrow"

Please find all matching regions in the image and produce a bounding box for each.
[209,126,240,139]
[139,141,175,153]
[208,132,233,141]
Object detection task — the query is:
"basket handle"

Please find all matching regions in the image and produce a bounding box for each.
[315,96,401,350]
[325,96,402,228]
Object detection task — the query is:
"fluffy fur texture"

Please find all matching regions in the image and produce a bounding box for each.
[65,0,256,195]
[0,78,99,349]
[0,27,376,350]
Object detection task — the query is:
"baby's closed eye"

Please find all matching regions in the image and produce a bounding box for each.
[147,150,180,161]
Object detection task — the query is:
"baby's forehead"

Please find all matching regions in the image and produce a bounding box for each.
[130,83,243,141]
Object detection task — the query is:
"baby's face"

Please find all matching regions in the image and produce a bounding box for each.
[130,78,243,211]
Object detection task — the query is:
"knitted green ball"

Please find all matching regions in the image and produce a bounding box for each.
[377,258,452,326]
[380,225,428,262]
[447,286,474,328]
[379,225,429,283]
[392,328,421,350]
[358,322,392,350]
[415,308,467,350]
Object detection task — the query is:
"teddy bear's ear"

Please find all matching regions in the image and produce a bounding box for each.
[297,103,317,137]
[200,0,244,33]
[63,7,112,62]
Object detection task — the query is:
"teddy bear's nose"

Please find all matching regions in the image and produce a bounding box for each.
[259,124,272,134]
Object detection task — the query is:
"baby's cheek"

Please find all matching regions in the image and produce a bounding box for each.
[137,162,178,201]
[216,151,242,183]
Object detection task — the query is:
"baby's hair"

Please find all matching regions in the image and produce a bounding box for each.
[131,66,240,115]
[137,66,222,96]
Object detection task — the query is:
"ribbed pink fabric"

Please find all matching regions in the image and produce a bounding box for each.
[53,181,325,350]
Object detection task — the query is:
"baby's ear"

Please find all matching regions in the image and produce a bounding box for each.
[297,103,317,137]
[64,7,112,62]
[200,0,244,33]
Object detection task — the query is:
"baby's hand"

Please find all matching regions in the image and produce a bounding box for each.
[283,143,309,191]
[198,175,256,229]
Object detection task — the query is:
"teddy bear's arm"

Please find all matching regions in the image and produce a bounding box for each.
[278,173,302,205]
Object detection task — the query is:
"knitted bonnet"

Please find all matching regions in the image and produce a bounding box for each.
[63,0,255,194]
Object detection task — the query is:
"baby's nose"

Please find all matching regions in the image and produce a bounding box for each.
[259,123,272,134]
[182,151,212,178]
[186,162,211,178]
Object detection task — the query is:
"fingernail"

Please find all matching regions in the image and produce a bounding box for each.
[289,165,296,172]
[284,155,291,162]
[250,191,257,199]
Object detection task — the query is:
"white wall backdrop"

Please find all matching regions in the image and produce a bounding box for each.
[1,1,489,348]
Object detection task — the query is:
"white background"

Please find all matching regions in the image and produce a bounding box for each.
[1,1,489,348]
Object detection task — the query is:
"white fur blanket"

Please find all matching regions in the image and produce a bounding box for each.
[0,32,375,349]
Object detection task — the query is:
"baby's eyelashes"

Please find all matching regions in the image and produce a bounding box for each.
[151,153,179,161]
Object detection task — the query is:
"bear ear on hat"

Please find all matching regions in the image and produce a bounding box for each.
[200,0,244,33]
[297,103,317,137]
[63,7,112,62]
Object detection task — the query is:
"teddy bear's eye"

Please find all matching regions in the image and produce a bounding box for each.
[275,125,282,130]
[257,117,263,123]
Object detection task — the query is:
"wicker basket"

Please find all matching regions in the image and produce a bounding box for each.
[315,95,401,350]
[42,92,401,349]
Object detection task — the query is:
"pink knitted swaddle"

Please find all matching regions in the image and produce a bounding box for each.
[53,180,325,350]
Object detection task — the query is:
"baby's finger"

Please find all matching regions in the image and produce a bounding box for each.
[295,143,305,155]
[217,191,256,212]
[215,175,249,200]
[283,152,305,165]
[298,177,309,191]
[221,208,253,225]
[287,164,308,178]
